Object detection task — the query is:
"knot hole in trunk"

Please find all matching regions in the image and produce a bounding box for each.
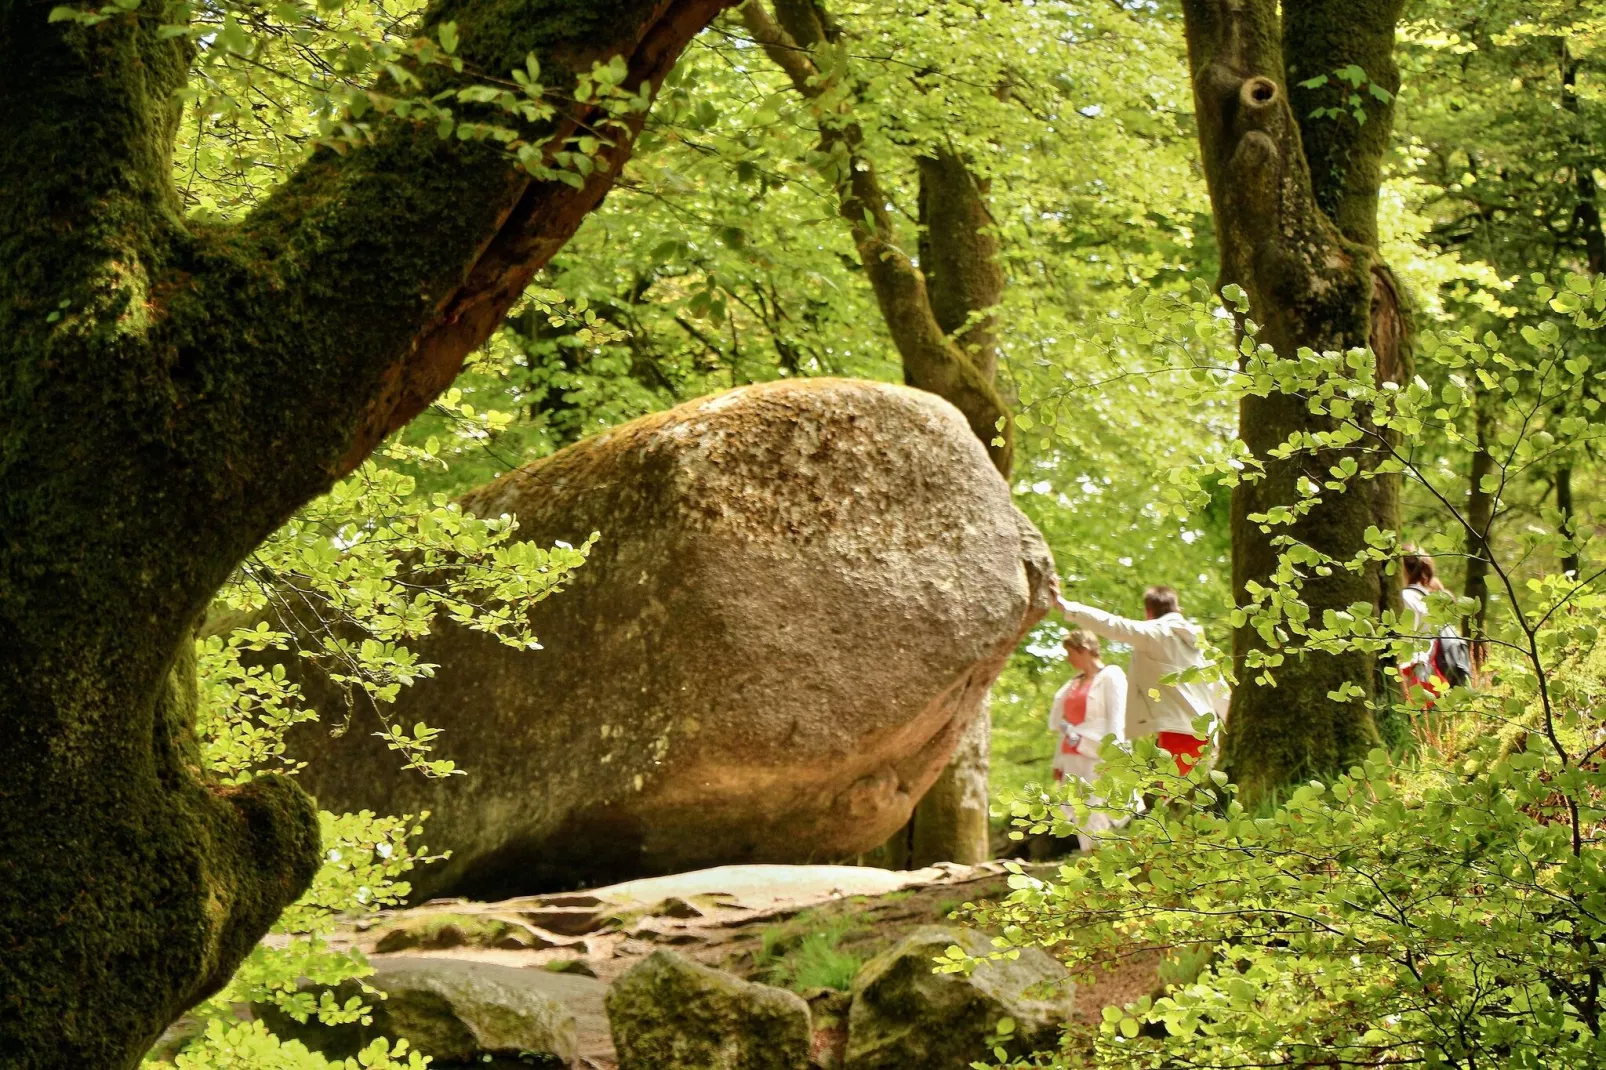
[1240,76,1278,110]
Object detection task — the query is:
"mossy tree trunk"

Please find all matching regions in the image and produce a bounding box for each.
[1182,0,1409,799]
[0,0,729,1065]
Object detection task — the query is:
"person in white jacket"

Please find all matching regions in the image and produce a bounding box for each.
[1057,585,1224,775]
[1046,630,1127,850]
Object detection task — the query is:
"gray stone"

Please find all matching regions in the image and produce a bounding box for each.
[606,950,811,1070]
[844,926,1073,1070]
[257,957,584,1066]
[285,379,1053,898]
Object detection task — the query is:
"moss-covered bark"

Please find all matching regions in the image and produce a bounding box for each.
[1181,0,1407,799]
[0,0,729,1064]
[918,151,1005,385]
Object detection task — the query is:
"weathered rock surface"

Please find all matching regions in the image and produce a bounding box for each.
[373,911,566,953]
[843,926,1073,1070]
[871,706,997,870]
[287,378,1053,897]
[258,957,584,1066]
[606,950,811,1070]
[251,863,1154,1069]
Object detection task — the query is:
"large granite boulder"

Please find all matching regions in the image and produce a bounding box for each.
[288,378,1054,897]
[606,950,811,1070]
[257,957,583,1066]
[844,926,1073,1069]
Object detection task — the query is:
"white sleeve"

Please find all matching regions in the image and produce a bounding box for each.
[1076,666,1127,755]
[1400,587,1433,665]
[1402,586,1428,630]
[1061,602,1167,651]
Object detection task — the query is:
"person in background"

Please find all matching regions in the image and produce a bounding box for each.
[1047,630,1128,850]
[1400,547,1472,703]
[1057,584,1224,775]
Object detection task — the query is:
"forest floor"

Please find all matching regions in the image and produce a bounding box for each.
[323,861,1163,1067]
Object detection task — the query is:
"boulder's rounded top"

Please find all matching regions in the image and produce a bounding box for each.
[459,378,1007,545]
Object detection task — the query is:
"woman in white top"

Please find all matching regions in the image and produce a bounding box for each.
[1047,630,1128,850]
[1400,547,1453,704]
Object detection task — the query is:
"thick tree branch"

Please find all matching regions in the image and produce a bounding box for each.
[199,0,735,532]
[741,0,1012,474]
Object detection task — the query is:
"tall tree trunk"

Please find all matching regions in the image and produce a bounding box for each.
[1565,46,1606,278]
[902,154,1010,865]
[1183,0,1409,799]
[1464,390,1495,661]
[0,1,729,1064]
[741,0,1012,476]
[1561,45,1596,581]
[1559,464,1581,578]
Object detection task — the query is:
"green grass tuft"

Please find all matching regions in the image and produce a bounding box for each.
[752,909,867,992]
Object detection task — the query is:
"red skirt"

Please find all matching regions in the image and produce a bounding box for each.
[1157,731,1207,775]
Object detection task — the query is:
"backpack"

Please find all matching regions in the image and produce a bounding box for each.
[1406,584,1472,689]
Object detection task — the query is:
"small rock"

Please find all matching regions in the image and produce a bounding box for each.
[257,958,579,1066]
[629,919,705,946]
[606,950,811,1070]
[373,912,559,953]
[843,926,1072,1070]
[543,959,599,979]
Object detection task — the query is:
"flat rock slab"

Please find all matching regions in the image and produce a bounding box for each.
[335,863,1029,1067]
[576,863,975,913]
[389,863,1013,952]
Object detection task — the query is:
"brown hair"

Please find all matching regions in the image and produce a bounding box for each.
[1402,547,1444,591]
[1063,630,1101,656]
[1144,585,1180,618]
